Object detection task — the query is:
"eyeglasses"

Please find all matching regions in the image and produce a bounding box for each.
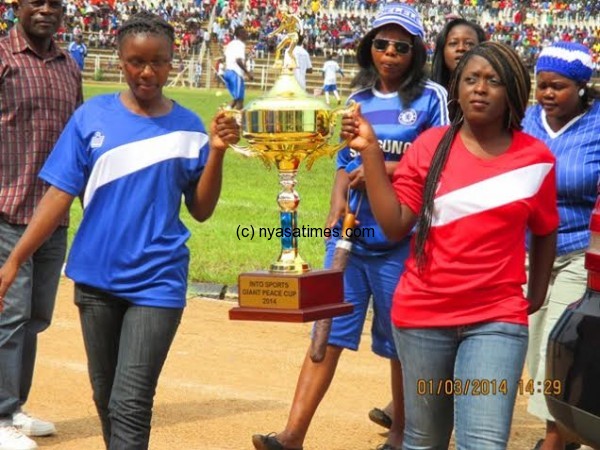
[124,59,171,73]
[372,38,413,55]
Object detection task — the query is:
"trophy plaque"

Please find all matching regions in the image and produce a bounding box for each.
[225,33,354,322]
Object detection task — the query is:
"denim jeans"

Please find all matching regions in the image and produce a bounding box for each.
[0,219,67,420]
[393,322,528,450]
[75,284,183,450]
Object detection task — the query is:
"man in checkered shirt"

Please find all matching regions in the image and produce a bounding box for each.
[0,0,82,448]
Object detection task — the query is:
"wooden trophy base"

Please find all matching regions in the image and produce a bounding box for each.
[229,269,353,322]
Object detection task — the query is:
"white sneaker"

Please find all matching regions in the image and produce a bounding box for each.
[11,412,55,437]
[0,426,37,450]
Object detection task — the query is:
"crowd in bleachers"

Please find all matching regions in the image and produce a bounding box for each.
[0,0,212,55]
[229,0,600,73]
[1,0,600,75]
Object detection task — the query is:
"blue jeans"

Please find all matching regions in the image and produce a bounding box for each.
[393,322,528,450]
[0,219,67,420]
[75,284,183,450]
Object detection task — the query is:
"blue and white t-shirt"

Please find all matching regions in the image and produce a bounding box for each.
[322,60,341,86]
[40,93,210,308]
[337,82,449,254]
[522,100,600,255]
[224,38,246,77]
[68,40,87,70]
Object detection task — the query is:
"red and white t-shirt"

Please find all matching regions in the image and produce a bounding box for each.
[392,127,559,327]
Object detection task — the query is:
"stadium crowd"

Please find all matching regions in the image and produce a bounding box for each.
[235,0,600,72]
[1,0,600,73]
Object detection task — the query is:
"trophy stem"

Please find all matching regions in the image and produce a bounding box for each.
[271,167,310,273]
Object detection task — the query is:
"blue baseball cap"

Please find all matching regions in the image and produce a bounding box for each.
[371,3,425,39]
[356,3,425,70]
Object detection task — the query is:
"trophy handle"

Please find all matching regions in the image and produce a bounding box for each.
[230,143,272,169]
[220,105,271,168]
[305,100,358,170]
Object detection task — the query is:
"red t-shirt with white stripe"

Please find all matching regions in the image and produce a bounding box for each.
[392,127,559,327]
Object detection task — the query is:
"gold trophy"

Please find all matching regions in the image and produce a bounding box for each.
[226,11,354,322]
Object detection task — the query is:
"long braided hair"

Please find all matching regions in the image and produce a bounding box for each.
[413,41,531,270]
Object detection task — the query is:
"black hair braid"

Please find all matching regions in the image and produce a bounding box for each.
[117,12,175,49]
[414,41,531,270]
[414,119,461,270]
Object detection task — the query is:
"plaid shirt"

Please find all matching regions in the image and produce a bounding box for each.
[0,26,82,225]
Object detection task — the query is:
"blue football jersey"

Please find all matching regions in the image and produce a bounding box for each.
[337,82,449,254]
[523,101,600,255]
[40,93,209,308]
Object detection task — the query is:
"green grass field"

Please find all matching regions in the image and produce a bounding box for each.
[75,83,337,285]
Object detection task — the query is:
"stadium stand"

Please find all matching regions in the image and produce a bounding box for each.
[1,0,599,92]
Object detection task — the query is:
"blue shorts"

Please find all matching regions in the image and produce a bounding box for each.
[318,238,410,358]
[223,70,245,101]
[323,84,338,93]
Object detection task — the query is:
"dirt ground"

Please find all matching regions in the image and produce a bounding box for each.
[26,277,546,450]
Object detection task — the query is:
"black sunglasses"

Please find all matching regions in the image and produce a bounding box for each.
[372,38,413,54]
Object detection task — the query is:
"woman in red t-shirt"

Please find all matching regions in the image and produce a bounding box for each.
[341,42,558,449]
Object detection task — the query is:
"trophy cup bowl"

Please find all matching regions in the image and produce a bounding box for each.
[225,71,355,322]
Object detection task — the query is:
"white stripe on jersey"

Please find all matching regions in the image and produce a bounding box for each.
[83,130,208,208]
[541,109,587,139]
[432,163,553,227]
[425,80,449,125]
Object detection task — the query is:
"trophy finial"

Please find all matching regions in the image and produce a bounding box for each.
[268,6,302,71]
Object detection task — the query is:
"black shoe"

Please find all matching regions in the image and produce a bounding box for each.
[252,433,303,450]
[368,407,392,429]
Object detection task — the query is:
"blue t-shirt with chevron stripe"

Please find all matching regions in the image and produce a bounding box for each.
[40,93,209,308]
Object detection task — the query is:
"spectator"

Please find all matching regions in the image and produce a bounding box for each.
[252,4,449,450]
[523,41,600,450]
[0,0,82,448]
[430,18,486,89]
[68,32,88,71]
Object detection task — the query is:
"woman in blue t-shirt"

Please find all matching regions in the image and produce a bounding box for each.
[523,41,600,450]
[252,4,448,450]
[0,12,240,449]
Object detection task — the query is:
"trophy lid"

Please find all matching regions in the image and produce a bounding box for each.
[245,71,330,112]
